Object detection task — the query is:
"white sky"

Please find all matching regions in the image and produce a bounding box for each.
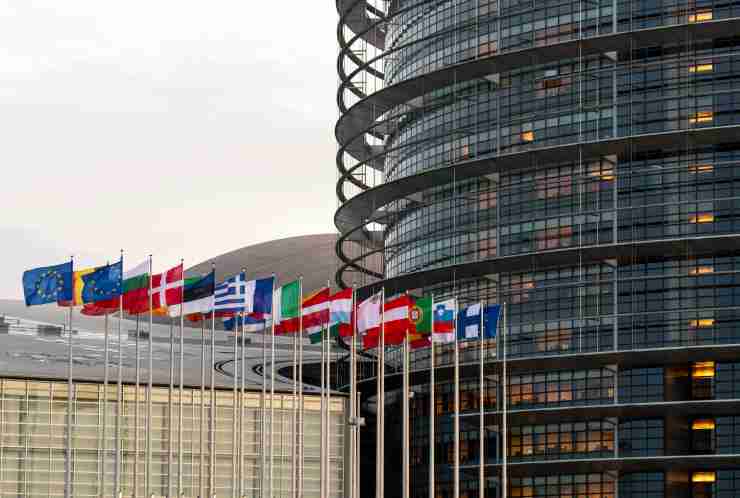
[0,1,340,298]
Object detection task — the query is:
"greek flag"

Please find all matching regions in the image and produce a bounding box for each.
[214,272,247,316]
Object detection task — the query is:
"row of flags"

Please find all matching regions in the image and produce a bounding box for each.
[22,259,499,349]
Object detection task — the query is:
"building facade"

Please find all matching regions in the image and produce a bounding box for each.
[0,314,346,498]
[334,1,740,497]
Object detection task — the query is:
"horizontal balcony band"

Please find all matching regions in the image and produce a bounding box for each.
[336,17,740,166]
[454,399,740,426]
[352,233,740,303]
[356,342,740,393]
[335,124,740,237]
[459,453,740,476]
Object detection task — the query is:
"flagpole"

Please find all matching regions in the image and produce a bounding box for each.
[146,255,153,497]
[200,317,206,498]
[429,296,435,498]
[349,285,357,498]
[178,258,185,496]
[102,305,110,498]
[269,273,277,498]
[320,313,326,498]
[298,277,305,498]
[116,259,124,498]
[134,312,140,497]
[210,263,216,498]
[501,302,508,498]
[402,300,410,498]
[479,302,485,498]
[453,299,460,498]
[167,315,174,498]
[376,287,385,498]
[65,255,74,498]
[233,309,240,498]
[290,280,298,498]
[326,287,333,498]
[262,282,269,498]
[240,310,247,498]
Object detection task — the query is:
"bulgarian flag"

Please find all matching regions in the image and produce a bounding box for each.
[121,260,151,314]
[330,288,353,337]
[274,280,300,334]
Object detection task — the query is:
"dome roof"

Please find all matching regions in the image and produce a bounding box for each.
[187,233,340,294]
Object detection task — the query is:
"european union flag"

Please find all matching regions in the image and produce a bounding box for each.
[22,261,73,306]
[81,260,123,303]
[483,304,501,338]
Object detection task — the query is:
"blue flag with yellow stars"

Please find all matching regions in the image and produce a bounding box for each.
[81,260,123,303]
[22,261,73,306]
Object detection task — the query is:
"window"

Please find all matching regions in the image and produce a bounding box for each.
[689,111,714,124]
[688,163,714,173]
[689,63,714,73]
[692,419,716,453]
[689,9,713,22]
[689,213,715,223]
[693,362,716,400]
[619,419,664,456]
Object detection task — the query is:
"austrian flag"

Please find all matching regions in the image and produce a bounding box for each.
[362,294,411,349]
[150,264,184,309]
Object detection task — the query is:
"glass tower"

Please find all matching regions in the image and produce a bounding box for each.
[335,0,740,497]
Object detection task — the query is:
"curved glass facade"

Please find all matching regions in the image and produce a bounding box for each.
[336,0,740,497]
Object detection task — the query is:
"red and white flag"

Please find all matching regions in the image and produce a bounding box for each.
[150,264,184,309]
[357,292,382,337]
[302,287,330,333]
[362,294,411,349]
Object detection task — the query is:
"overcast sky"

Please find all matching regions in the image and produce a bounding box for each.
[0,1,339,299]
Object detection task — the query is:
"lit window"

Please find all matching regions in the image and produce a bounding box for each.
[689,111,714,124]
[692,419,716,430]
[689,10,713,22]
[689,266,714,275]
[689,164,714,173]
[689,213,714,223]
[589,169,615,181]
[689,319,715,328]
[521,130,534,142]
[692,471,716,483]
[692,362,716,378]
[689,63,714,73]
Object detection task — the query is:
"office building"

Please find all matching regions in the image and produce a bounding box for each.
[334,1,740,497]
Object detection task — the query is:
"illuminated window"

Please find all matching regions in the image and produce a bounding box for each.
[589,169,615,181]
[692,419,716,430]
[689,164,714,173]
[521,130,534,142]
[689,10,713,22]
[693,362,716,378]
[689,213,715,223]
[689,63,714,73]
[692,471,716,483]
[689,319,715,328]
[690,111,714,124]
[689,266,714,275]
[478,41,497,57]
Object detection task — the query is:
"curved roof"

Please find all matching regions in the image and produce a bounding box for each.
[187,234,340,294]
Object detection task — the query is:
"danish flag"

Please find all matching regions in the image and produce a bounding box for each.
[149,264,184,309]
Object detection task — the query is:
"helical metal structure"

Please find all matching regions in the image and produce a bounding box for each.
[335,0,740,496]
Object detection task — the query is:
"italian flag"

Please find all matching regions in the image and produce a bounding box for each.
[274,280,300,334]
